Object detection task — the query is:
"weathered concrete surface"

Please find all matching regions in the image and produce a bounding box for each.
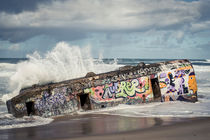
[6,59,198,117]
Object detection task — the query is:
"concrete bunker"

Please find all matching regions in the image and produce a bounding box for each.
[151,78,161,100]
[6,59,198,118]
[26,101,35,116]
[78,94,91,110]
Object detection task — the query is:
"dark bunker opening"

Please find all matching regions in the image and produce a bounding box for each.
[26,101,35,116]
[78,94,91,110]
[151,78,161,100]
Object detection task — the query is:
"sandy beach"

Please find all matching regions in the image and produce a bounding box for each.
[67,117,210,140]
[0,114,210,140]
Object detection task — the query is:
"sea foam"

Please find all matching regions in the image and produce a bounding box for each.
[0,113,53,130]
[1,43,210,129]
[2,42,119,102]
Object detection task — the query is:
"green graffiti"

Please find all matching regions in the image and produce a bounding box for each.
[116,81,137,98]
[116,79,149,98]
[84,88,95,96]
[103,84,109,91]
[144,80,149,90]
[84,78,150,99]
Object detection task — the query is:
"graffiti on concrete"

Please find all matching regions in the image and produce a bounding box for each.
[7,59,198,118]
[15,103,26,112]
[166,72,177,94]
[22,87,78,117]
[116,78,149,98]
[188,72,197,94]
[177,77,188,95]
[159,65,197,102]
[113,67,161,81]
[84,77,153,103]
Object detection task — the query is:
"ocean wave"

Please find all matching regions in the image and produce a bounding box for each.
[194,65,210,72]
[0,113,53,130]
[78,101,210,118]
[0,42,210,127]
[0,63,17,78]
[0,63,16,69]
[0,102,4,106]
[0,71,16,78]
[2,42,120,102]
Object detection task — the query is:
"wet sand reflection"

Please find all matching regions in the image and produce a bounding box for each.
[0,114,192,140]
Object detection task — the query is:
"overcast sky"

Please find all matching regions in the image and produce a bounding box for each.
[0,0,210,59]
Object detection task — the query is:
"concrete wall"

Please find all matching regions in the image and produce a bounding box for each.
[7,59,198,117]
[158,63,197,102]
[11,87,79,117]
[84,76,154,109]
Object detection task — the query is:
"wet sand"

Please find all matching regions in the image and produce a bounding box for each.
[0,115,210,140]
[67,116,210,140]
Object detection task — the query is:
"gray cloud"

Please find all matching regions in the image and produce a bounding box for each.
[0,27,87,43]
[0,0,56,13]
[198,0,210,21]
[0,28,41,43]
[0,0,210,43]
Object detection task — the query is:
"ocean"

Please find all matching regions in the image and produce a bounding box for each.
[0,42,210,130]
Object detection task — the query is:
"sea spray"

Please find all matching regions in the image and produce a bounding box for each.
[2,42,119,102]
[1,56,210,129]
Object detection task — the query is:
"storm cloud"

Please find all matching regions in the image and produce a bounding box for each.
[0,0,210,43]
[0,0,55,13]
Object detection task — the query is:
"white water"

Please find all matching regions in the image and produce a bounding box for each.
[80,65,210,118]
[0,42,119,130]
[0,113,53,130]
[0,42,210,130]
[1,42,119,102]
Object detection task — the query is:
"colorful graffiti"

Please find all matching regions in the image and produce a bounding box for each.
[84,77,153,103]
[159,81,167,89]
[9,60,199,118]
[159,65,197,102]
[188,72,197,94]
[165,72,177,94]
[20,87,78,117]
[15,103,26,112]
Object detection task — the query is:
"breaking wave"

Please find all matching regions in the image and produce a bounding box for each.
[2,42,119,102]
[206,59,210,62]
[0,63,16,78]
[0,42,210,130]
